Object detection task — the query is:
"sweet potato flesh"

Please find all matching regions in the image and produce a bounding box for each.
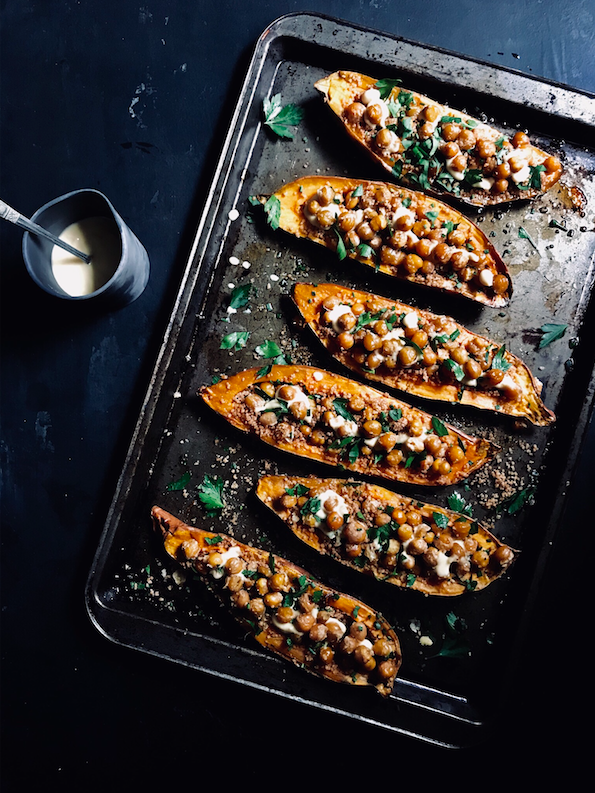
[152,505,401,695]
[200,365,497,487]
[293,282,555,426]
[272,175,511,307]
[315,71,563,207]
[257,476,515,597]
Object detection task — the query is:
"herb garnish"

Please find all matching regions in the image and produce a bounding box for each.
[374,77,402,99]
[166,471,192,492]
[518,226,538,251]
[538,322,567,348]
[262,94,304,139]
[220,331,250,352]
[263,195,281,230]
[197,474,226,516]
[228,283,252,311]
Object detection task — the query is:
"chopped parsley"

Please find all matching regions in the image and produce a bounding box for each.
[197,474,226,516]
[262,93,304,139]
[166,471,192,492]
[538,322,567,349]
[220,331,250,352]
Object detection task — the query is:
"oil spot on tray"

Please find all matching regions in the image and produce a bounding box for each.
[35,411,54,453]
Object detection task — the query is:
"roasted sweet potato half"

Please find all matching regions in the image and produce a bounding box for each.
[256,476,516,597]
[200,365,497,486]
[293,282,555,426]
[315,70,563,207]
[265,175,511,307]
[152,505,401,696]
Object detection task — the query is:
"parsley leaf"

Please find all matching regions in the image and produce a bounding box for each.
[228,283,252,311]
[432,511,450,530]
[220,331,250,352]
[198,474,226,516]
[262,94,304,139]
[500,485,536,515]
[255,339,282,358]
[374,77,402,99]
[431,416,449,437]
[263,195,281,230]
[166,471,191,492]
[333,398,355,422]
[538,322,567,348]
[518,226,538,251]
[491,344,512,372]
[447,491,473,516]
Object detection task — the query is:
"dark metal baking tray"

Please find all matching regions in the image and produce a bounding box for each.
[85,12,595,748]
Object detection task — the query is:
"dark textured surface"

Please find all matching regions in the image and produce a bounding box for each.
[2,0,594,784]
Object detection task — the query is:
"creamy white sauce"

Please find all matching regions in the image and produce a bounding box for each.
[211,546,241,579]
[51,216,121,296]
[328,414,359,437]
[313,489,349,524]
[325,303,354,332]
[403,311,419,330]
[325,617,346,638]
[392,205,416,224]
[404,436,425,453]
[479,268,494,287]
[475,176,495,191]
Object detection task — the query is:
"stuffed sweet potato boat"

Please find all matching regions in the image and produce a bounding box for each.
[256,476,516,596]
[263,175,511,307]
[315,70,563,207]
[293,282,555,426]
[200,365,497,486]
[152,505,401,695]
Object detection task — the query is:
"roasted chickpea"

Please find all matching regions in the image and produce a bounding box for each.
[354,644,376,671]
[425,435,443,456]
[512,130,530,148]
[295,612,316,632]
[363,331,382,352]
[415,238,434,258]
[433,242,452,264]
[493,178,509,194]
[243,393,261,410]
[463,358,482,381]
[249,597,265,617]
[496,161,511,178]
[422,347,438,367]
[225,556,243,575]
[476,138,496,159]
[363,419,382,438]
[493,273,509,295]
[423,547,440,567]
[472,549,490,569]
[484,368,505,387]
[207,551,223,568]
[377,432,398,452]
[418,121,435,139]
[397,523,413,542]
[386,449,404,468]
[408,537,428,556]
[446,444,466,464]
[326,511,344,532]
[450,153,467,173]
[407,418,424,437]
[269,572,288,591]
[395,212,414,231]
[378,659,397,680]
[457,128,476,151]
[226,574,244,592]
[441,140,459,159]
[411,329,428,349]
[398,345,418,367]
[310,429,327,446]
[347,394,365,413]
[493,545,514,567]
[309,623,327,642]
[365,103,384,126]
[335,332,354,351]
[392,508,407,525]
[412,219,431,237]
[344,101,366,124]
[442,122,461,141]
[543,156,560,173]
[431,459,451,476]
[264,592,283,608]
[380,245,404,268]
[259,411,277,427]
[450,346,468,365]
[259,382,276,398]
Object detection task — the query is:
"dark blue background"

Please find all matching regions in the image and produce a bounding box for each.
[2,0,593,783]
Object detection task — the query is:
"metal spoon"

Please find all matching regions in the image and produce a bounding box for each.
[0,198,92,264]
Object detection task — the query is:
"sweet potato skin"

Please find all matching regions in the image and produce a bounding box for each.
[270,175,512,308]
[256,476,516,597]
[293,282,555,426]
[200,365,498,487]
[152,505,401,695]
[315,71,563,207]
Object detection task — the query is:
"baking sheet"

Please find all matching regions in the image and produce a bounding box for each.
[85,12,595,748]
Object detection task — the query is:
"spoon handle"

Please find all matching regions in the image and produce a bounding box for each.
[0,199,92,264]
